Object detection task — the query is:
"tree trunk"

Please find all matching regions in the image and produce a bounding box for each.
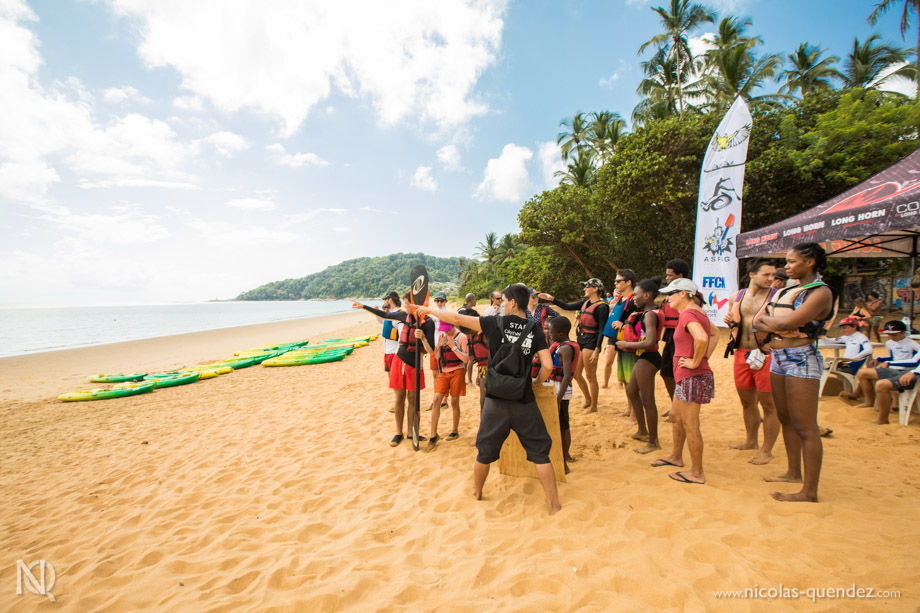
[563,243,593,278]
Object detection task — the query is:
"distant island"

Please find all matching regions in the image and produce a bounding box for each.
[236,253,465,301]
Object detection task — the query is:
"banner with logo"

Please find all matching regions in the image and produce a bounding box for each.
[692,96,752,327]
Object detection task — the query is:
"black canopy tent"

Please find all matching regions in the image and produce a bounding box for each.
[737,148,920,320]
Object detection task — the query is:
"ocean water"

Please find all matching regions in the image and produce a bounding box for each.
[0,301,357,358]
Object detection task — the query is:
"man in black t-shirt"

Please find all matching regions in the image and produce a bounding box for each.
[414,283,561,515]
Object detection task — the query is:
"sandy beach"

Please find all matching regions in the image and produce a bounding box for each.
[1,310,918,612]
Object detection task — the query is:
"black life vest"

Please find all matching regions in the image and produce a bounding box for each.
[549,341,580,382]
[577,300,603,337]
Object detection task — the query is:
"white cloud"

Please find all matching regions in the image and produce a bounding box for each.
[474,143,532,203]
[204,131,250,156]
[265,143,286,154]
[226,197,274,211]
[287,208,347,224]
[172,95,204,111]
[105,0,508,137]
[409,165,438,192]
[537,141,566,189]
[39,204,170,244]
[102,85,152,104]
[599,72,621,87]
[186,219,299,247]
[280,152,329,167]
[0,7,201,202]
[688,33,716,59]
[436,144,463,171]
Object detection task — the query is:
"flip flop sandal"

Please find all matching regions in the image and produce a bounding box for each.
[390,434,404,447]
[446,432,459,441]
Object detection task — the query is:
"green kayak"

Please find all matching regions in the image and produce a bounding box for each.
[144,372,201,388]
[262,348,350,366]
[88,373,148,383]
[59,382,155,402]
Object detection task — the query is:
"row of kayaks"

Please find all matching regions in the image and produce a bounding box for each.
[58,335,378,402]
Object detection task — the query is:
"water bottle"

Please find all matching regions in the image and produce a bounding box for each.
[903,316,911,332]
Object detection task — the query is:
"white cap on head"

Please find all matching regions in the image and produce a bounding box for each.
[660,278,699,295]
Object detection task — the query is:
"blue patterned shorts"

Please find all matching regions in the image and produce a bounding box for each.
[769,345,824,380]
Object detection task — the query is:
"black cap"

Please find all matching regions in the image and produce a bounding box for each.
[382,291,399,301]
[882,320,908,333]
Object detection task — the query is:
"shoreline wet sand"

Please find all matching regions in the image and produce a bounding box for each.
[1,314,918,611]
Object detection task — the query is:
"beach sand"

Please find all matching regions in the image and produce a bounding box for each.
[1,311,918,612]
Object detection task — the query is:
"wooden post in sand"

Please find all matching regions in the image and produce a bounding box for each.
[498,384,566,482]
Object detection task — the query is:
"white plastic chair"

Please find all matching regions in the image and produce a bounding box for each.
[897,385,920,425]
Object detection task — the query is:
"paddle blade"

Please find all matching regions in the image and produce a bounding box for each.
[409,264,429,308]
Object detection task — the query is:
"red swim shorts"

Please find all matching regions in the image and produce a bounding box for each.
[434,368,467,397]
[384,353,396,372]
[733,349,772,393]
[389,357,425,391]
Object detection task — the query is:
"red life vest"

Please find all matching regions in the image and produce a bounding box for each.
[548,341,580,382]
[622,310,665,350]
[438,334,465,371]
[660,301,680,329]
[470,333,489,366]
[577,300,603,337]
[398,314,421,353]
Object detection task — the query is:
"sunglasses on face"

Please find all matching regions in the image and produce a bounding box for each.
[434,298,446,303]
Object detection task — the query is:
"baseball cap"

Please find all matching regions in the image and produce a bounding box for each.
[433,291,448,300]
[581,278,604,289]
[882,320,907,334]
[773,268,789,279]
[660,278,700,295]
[838,317,861,327]
[381,291,400,302]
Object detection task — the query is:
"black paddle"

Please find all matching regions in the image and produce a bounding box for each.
[409,264,429,452]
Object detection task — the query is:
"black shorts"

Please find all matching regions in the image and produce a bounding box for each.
[637,351,662,370]
[660,329,676,378]
[559,399,570,432]
[476,396,552,465]
[876,367,918,392]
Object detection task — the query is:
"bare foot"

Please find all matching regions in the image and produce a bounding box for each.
[617,411,631,418]
[631,432,649,442]
[584,408,598,414]
[564,455,577,463]
[601,383,609,389]
[839,390,860,400]
[749,452,773,465]
[582,402,592,410]
[728,442,757,450]
[548,503,562,516]
[624,419,637,427]
[473,489,483,501]
[564,465,570,474]
[763,473,802,483]
[856,402,873,408]
[771,491,817,502]
[634,442,661,455]
[874,419,890,425]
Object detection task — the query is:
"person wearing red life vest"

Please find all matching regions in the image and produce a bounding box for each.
[427,322,470,450]
[538,278,610,414]
[546,315,579,474]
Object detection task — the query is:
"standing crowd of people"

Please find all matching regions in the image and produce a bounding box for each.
[350,241,885,513]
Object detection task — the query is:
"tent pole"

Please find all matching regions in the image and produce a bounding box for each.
[912,235,918,329]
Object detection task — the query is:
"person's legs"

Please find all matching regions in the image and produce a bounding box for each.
[582,348,600,413]
[625,366,645,438]
[851,368,879,406]
[450,395,461,435]
[534,462,562,515]
[472,461,490,500]
[732,386,761,450]
[651,397,684,466]
[406,390,417,438]
[573,351,591,409]
[429,391,445,439]
[764,372,802,483]
[751,390,779,465]
[874,379,896,424]
[602,343,617,388]
[773,376,822,502]
[670,399,704,483]
[393,389,407,436]
[634,359,660,453]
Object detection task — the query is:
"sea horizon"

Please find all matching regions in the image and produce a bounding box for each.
[0,300,375,358]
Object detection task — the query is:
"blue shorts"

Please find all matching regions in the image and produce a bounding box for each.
[769,345,823,380]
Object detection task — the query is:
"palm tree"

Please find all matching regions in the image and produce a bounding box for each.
[633,45,704,123]
[638,0,717,117]
[868,0,920,97]
[556,112,591,162]
[585,111,627,163]
[554,150,597,187]
[476,232,499,270]
[700,16,785,108]
[780,43,843,97]
[842,34,917,92]
[495,234,526,265]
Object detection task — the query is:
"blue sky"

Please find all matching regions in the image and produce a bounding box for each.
[0,0,912,305]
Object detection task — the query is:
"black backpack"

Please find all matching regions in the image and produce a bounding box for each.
[485,317,537,401]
